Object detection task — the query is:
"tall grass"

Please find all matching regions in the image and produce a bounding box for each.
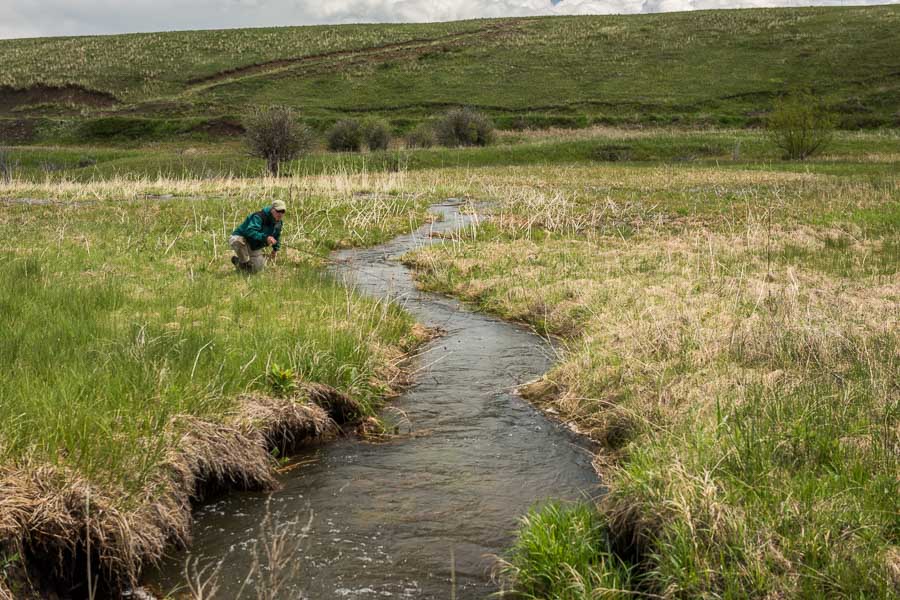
[408,160,900,597]
[0,171,431,496]
[499,502,634,600]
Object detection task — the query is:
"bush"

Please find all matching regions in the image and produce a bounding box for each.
[767,91,835,160]
[434,107,495,147]
[243,106,314,176]
[363,120,392,151]
[405,123,435,149]
[327,119,364,152]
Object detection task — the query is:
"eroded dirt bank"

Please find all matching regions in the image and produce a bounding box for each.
[0,385,366,599]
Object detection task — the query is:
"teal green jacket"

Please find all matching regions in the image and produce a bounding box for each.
[232,207,282,252]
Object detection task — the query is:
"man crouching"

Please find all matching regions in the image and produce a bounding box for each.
[230,200,286,273]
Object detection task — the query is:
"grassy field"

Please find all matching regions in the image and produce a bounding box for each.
[405,146,899,597]
[1,5,899,145]
[0,171,441,596]
[1,122,897,597]
[3,127,899,182]
[0,4,898,596]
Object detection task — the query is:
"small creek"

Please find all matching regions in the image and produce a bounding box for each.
[150,202,600,599]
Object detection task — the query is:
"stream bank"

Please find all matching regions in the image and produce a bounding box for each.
[149,201,601,598]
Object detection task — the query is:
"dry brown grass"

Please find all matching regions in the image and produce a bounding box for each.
[407,166,899,594]
[412,222,899,445]
[0,169,417,203]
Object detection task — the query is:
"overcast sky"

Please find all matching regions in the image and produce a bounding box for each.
[1,0,896,40]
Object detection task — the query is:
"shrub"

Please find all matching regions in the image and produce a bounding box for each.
[363,119,392,151]
[434,107,495,147]
[405,123,435,149]
[327,119,364,152]
[767,91,835,160]
[243,106,314,176]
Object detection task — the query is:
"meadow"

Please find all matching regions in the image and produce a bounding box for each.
[1,122,898,597]
[0,170,441,596]
[405,141,899,597]
[1,4,898,597]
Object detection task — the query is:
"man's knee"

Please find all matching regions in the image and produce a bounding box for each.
[230,235,251,264]
[248,253,266,273]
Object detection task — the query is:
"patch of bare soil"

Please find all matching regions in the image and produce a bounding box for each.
[189,117,245,138]
[0,85,118,114]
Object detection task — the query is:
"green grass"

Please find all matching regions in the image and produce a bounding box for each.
[3,127,899,182]
[501,502,634,599]
[1,6,899,145]
[405,152,899,597]
[1,110,897,597]
[0,176,431,496]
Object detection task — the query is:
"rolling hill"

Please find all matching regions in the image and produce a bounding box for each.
[1,5,898,144]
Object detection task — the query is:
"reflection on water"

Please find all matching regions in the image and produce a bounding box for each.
[149,202,600,599]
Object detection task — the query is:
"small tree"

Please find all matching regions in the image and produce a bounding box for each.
[364,119,392,151]
[244,106,314,176]
[327,119,363,152]
[434,107,495,147]
[767,91,835,160]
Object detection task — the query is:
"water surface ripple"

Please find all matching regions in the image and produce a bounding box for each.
[153,202,600,599]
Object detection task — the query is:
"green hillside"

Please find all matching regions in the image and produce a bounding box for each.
[1,6,899,144]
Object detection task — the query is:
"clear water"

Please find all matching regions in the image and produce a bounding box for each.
[149,202,600,599]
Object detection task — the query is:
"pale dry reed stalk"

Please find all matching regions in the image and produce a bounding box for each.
[181,500,314,600]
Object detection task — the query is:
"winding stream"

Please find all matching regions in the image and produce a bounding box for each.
[151,202,600,599]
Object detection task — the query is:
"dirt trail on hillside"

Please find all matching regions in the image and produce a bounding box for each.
[184,20,525,93]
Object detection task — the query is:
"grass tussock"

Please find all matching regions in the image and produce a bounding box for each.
[1,392,335,594]
[496,501,635,599]
[408,161,899,597]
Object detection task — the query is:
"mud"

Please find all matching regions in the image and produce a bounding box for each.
[149,202,600,599]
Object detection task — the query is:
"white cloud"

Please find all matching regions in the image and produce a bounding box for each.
[0,0,895,39]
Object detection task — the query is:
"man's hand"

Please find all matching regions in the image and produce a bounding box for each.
[266,236,277,246]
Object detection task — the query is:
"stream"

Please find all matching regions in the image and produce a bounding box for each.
[150,201,601,599]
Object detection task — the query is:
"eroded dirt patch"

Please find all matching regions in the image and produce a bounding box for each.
[0,85,118,114]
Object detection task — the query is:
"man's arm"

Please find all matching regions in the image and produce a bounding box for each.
[272,227,281,252]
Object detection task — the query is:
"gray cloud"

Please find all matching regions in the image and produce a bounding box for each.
[0,0,895,40]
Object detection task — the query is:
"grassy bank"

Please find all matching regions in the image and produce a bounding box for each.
[406,159,899,596]
[0,171,435,596]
